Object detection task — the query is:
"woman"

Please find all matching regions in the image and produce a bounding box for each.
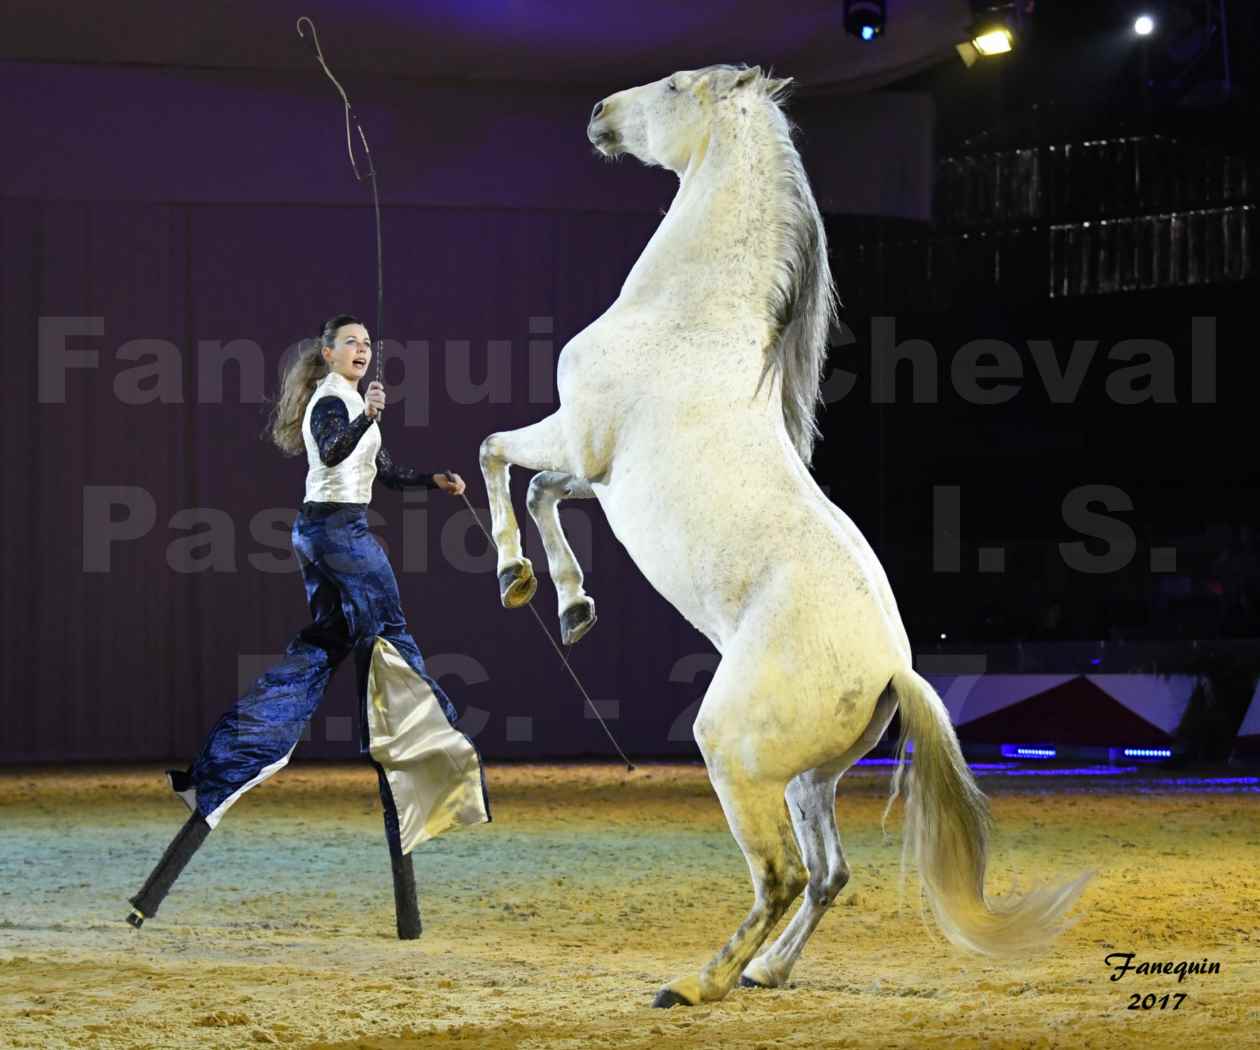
[126,314,490,939]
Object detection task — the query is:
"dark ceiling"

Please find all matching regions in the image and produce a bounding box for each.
[2,0,971,93]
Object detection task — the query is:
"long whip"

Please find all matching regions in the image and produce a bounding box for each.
[295,16,633,768]
[296,16,385,386]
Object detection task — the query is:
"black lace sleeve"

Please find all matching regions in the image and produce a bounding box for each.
[309,396,375,467]
[376,444,440,490]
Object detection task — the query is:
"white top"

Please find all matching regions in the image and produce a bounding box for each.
[300,370,382,504]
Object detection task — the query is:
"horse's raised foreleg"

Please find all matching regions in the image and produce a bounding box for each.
[740,685,898,989]
[478,412,572,609]
[526,471,598,645]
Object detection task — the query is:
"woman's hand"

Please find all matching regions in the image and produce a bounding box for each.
[364,381,386,419]
[434,472,466,496]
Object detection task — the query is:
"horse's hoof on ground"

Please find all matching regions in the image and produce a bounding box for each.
[651,988,694,1009]
[498,561,537,609]
[560,598,597,646]
[739,957,781,988]
[125,909,145,929]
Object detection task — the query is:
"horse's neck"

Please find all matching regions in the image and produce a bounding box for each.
[620,111,782,331]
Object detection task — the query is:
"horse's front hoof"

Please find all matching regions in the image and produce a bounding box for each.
[125,909,146,929]
[560,598,597,646]
[498,561,537,609]
[739,975,770,989]
[651,988,694,1009]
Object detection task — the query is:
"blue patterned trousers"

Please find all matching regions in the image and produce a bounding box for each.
[173,502,477,829]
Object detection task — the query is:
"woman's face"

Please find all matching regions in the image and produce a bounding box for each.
[323,323,371,381]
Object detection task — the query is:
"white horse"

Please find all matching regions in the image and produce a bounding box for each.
[479,64,1091,1008]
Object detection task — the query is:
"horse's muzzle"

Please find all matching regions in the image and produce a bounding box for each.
[587,121,621,155]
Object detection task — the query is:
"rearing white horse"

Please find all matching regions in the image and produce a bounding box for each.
[479,64,1091,1008]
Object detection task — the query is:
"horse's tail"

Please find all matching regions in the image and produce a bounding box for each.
[883,668,1092,956]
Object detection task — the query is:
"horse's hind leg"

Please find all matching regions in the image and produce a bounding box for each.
[740,684,899,990]
[654,646,812,1007]
[737,768,844,989]
[526,471,597,645]
[654,769,807,1008]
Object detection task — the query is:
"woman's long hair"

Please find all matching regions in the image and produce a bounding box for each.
[263,313,361,456]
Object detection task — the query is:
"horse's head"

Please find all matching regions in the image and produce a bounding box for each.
[587,64,793,173]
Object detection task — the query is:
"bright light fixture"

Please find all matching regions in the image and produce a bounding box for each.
[1134,14,1155,36]
[957,4,1020,67]
[973,27,1014,55]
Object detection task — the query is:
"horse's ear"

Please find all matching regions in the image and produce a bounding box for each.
[734,65,762,88]
[766,75,795,98]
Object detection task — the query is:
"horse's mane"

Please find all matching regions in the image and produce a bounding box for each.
[737,68,839,466]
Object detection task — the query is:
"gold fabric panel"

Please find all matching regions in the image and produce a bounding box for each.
[366,636,490,852]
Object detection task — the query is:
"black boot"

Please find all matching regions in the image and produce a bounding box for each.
[126,811,212,928]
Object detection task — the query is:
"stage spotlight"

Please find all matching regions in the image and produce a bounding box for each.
[956,2,1022,66]
[844,0,886,42]
[1134,14,1155,36]
[973,26,1014,54]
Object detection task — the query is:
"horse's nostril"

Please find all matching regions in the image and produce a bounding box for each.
[591,100,605,121]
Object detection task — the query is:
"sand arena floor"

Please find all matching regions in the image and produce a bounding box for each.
[0,762,1256,1050]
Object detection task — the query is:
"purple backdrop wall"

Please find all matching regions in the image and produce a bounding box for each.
[1,63,934,216]
[1,60,932,763]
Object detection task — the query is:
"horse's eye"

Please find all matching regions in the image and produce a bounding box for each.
[667,80,678,92]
